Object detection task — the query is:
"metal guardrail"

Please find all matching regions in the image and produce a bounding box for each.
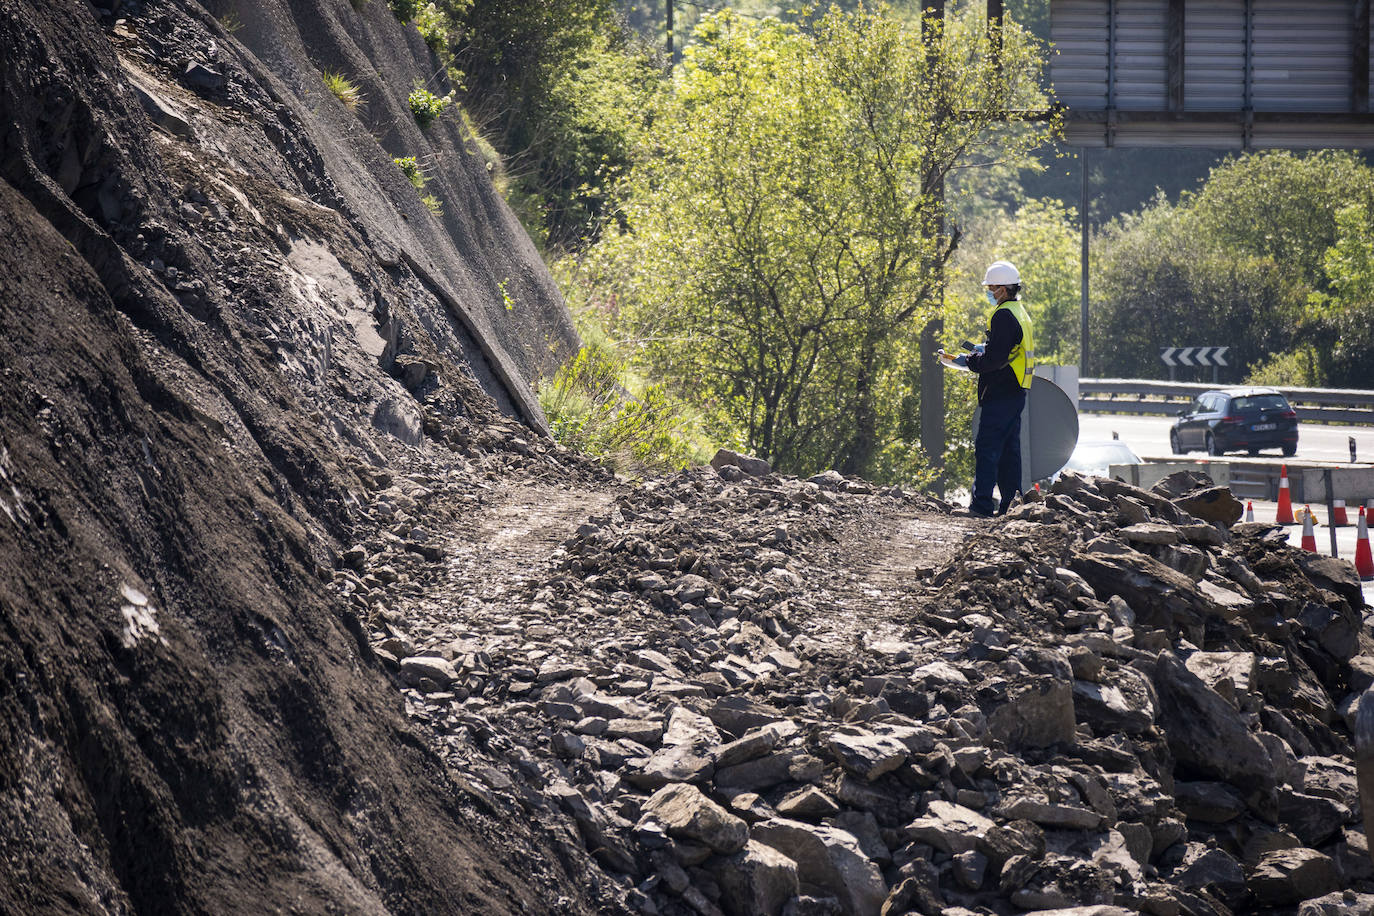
[1079,378,1374,425]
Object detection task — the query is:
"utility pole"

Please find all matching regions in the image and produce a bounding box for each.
[666,0,674,67]
[987,0,1003,69]
[919,0,947,496]
[1080,147,1090,378]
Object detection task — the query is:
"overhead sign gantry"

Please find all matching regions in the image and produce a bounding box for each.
[1052,0,1374,149]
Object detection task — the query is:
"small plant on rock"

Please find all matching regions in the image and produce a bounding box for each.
[394,156,426,189]
[408,86,450,128]
[387,0,419,23]
[421,194,443,216]
[413,3,448,53]
[322,71,363,112]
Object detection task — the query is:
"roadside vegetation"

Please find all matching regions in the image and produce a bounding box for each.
[536,342,712,476]
[378,0,1374,484]
[573,7,1052,483]
[1091,151,1374,389]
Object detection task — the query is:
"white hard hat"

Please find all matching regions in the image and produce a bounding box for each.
[982,260,1020,286]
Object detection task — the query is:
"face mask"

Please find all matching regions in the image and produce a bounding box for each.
[986,289,997,306]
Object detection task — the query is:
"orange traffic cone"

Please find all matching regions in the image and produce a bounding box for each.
[1356,507,1374,581]
[1245,501,1254,523]
[1276,465,1295,524]
[1301,506,1317,551]
[1333,499,1349,527]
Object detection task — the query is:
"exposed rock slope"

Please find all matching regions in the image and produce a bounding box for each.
[0,0,602,911]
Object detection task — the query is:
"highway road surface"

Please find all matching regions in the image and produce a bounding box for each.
[1079,413,1369,464]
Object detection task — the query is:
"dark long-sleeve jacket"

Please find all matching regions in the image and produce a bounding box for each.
[966,305,1024,404]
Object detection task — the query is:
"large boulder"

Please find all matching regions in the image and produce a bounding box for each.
[1248,848,1341,906]
[640,783,747,854]
[398,655,457,687]
[1183,651,1256,707]
[1152,470,1214,499]
[1277,788,1349,847]
[1298,891,1374,915]
[1152,651,1276,795]
[1173,844,1246,904]
[1073,666,1156,736]
[986,675,1076,749]
[1173,486,1243,526]
[825,731,909,781]
[711,448,772,478]
[905,801,996,855]
[706,839,799,916]
[629,707,720,789]
[752,818,887,916]
[1070,547,1200,630]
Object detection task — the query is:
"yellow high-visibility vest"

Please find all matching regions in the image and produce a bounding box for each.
[997,300,1035,389]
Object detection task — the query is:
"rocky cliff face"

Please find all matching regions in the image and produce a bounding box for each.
[0,0,601,911]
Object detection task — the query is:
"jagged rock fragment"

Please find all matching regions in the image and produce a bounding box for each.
[640,783,747,855]
[1248,848,1341,906]
[706,839,799,916]
[752,818,887,916]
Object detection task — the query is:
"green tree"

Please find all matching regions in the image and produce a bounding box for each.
[1087,151,1374,383]
[1308,201,1374,387]
[587,6,1053,480]
[1189,150,1374,288]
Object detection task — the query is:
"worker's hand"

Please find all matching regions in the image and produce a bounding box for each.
[937,349,968,369]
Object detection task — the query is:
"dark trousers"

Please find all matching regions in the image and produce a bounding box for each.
[971,390,1026,516]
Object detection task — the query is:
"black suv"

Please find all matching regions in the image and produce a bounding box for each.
[1170,387,1298,457]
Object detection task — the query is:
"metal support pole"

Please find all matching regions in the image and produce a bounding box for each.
[920,318,945,497]
[1080,148,1090,377]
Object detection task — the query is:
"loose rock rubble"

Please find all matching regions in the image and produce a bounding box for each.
[350,450,1373,916]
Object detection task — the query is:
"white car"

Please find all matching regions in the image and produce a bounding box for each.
[1060,439,1143,480]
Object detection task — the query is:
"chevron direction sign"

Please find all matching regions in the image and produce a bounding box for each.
[1161,346,1229,367]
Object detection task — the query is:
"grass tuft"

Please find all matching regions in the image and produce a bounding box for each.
[322,71,363,112]
[538,344,710,476]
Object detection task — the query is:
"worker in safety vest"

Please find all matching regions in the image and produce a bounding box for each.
[964,260,1034,517]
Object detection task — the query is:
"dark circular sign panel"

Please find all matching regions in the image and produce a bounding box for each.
[1029,375,1079,481]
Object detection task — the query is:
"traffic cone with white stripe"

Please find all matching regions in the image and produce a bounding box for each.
[1356,507,1374,581]
[1301,506,1317,551]
[1245,501,1254,522]
[1276,465,1295,524]
[1333,499,1349,526]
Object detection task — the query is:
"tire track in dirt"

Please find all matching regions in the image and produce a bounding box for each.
[791,506,985,652]
[438,479,618,615]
